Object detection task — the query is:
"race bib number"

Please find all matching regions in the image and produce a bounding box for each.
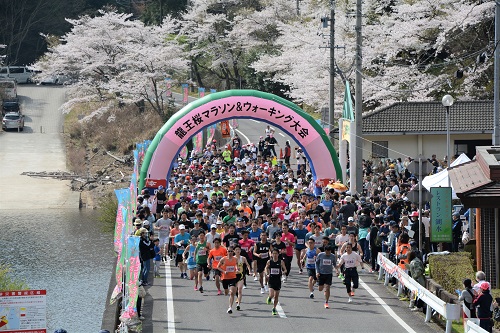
[306,258,315,264]
[322,259,332,266]
[226,266,236,272]
[270,268,280,275]
[198,250,206,256]
[251,237,259,242]
[315,240,322,247]
[241,247,248,252]
[260,252,269,259]
[297,239,305,245]
[215,256,222,261]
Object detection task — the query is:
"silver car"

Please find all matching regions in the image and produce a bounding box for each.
[2,112,25,131]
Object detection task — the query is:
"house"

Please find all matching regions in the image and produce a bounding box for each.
[449,146,500,289]
[359,100,493,161]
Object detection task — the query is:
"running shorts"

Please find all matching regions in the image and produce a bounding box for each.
[318,273,333,286]
[175,254,184,264]
[268,277,282,291]
[307,268,317,280]
[222,278,238,289]
[196,263,210,275]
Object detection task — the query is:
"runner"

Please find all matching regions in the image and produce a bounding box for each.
[280,223,295,282]
[234,245,252,311]
[270,231,287,282]
[155,208,173,261]
[303,238,319,298]
[208,238,228,295]
[248,222,263,280]
[315,245,335,308]
[265,248,287,316]
[336,242,363,303]
[294,220,308,274]
[195,231,211,293]
[217,246,239,314]
[238,230,255,288]
[253,232,271,294]
[183,235,198,283]
[174,224,190,278]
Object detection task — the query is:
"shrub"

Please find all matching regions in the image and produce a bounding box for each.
[0,264,28,291]
[98,192,118,233]
[428,252,475,294]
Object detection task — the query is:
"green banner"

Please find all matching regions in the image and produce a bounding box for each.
[430,187,452,242]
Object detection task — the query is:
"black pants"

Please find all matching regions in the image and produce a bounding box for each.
[344,268,359,294]
[283,255,292,277]
[371,247,380,271]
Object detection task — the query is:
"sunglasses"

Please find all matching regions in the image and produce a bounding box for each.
[228,250,234,253]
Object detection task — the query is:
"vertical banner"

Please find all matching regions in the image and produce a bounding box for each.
[121,236,141,321]
[210,88,217,94]
[341,120,351,142]
[182,83,189,103]
[192,131,203,155]
[430,187,452,243]
[220,120,230,138]
[179,146,188,159]
[198,87,205,98]
[208,124,216,143]
[165,78,172,97]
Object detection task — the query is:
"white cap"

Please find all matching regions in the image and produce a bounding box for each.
[179,224,186,230]
[348,217,354,222]
[223,201,230,207]
[276,194,281,198]
[210,224,217,229]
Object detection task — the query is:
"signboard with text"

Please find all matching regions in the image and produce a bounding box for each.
[430,187,452,242]
[0,290,46,333]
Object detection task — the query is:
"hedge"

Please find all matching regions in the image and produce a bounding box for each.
[428,252,475,294]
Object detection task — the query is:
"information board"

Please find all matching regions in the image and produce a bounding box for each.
[430,187,452,243]
[0,290,46,333]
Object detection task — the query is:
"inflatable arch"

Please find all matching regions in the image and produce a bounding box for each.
[139,90,342,189]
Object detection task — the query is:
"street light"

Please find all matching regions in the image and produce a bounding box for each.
[441,94,454,169]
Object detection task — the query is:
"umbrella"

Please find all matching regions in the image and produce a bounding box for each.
[326,182,348,192]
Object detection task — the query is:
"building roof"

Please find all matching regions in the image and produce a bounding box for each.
[362,100,493,134]
[449,146,500,207]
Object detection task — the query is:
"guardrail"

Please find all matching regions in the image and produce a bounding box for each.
[377,253,461,333]
[465,319,488,333]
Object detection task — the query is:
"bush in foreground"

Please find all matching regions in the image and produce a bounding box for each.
[0,264,28,291]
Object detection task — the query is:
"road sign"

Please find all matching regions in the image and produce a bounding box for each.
[406,187,433,203]
[407,158,434,176]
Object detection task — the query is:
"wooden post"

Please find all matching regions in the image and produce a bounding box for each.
[475,208,481,271]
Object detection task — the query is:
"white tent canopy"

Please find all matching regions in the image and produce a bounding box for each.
[421,153,471,199]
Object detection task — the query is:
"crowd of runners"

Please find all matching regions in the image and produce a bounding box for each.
[132,127,465,317]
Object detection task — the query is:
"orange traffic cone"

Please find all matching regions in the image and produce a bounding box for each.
[280,148,283,159]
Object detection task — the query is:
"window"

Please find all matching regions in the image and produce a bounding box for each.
[9,67,25,74]
[372,141,388,158]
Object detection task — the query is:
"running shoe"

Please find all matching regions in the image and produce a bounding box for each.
[217,290,222,295]
[260,287,265,294]
[264,285,269,292]
[348,297,352,303]
[243,285,247,289]
[254,276,258,281]
[236,304,241,311]
[266,297,272,305]
[206,275,210,281]
[272,308,278,316]
[309,293,314,299]
[199,287,204,293]
[338,273,344,280]
[299,269,303,274]
[399,296,409,301]
[227,307,233,314]
[324,303,329,309]
[194,286,198,291]
[350,291,355,297]
[180,273,184,279]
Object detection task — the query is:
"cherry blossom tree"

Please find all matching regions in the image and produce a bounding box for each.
[35,10,188,117]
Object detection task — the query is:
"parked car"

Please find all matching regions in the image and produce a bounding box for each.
[2,112,24,131]
[2,100,20,115]
[39,74,73,85]
[0,66,33,83]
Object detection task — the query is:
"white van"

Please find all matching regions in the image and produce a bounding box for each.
[0,66,33,84]
[0,79,18,100]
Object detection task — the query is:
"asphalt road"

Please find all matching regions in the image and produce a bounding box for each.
[143,259,442,333]
[0,85,80,210]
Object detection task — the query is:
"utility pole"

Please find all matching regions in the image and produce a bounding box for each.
[494,1,500,145]
[351,0,363,194]
[329,0,335,146]
[296,0,300,16]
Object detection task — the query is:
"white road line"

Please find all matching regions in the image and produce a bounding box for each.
[359,278,417,333]
[276,302,287,318]
[250,119,260,123]
[278,132,285,137]
[231,125,251,145]
[164,261,176,333]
